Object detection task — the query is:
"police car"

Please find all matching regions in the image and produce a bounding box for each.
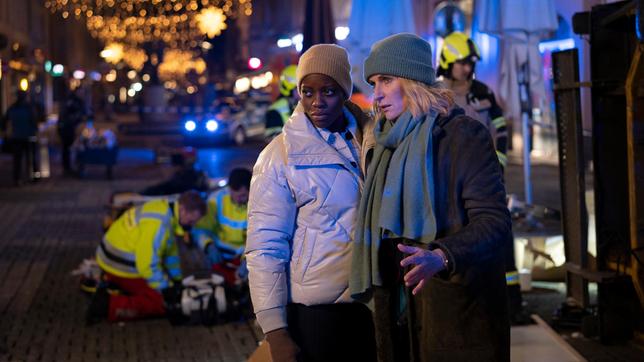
[182,97,269,146]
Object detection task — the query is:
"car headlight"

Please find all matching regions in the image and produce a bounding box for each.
[184,120,196,132]
[206,119,218,132]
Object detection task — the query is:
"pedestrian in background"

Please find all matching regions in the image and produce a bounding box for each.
[58,88,86,176]
[351,33,511,361]
[1,90,38,186]
[246,44,376,362]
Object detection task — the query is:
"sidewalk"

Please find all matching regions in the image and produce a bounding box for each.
[0,151,260,362]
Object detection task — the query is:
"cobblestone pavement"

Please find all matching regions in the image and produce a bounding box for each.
[0,150,261,362]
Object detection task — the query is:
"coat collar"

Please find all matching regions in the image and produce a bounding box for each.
[283,102,360,167]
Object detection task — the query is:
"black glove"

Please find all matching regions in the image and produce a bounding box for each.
[265,328,300,362]
[162,284,186,325]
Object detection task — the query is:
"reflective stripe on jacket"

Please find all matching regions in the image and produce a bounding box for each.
[268,98,291,125]
[96,199,181,290]
[193,188,247,259]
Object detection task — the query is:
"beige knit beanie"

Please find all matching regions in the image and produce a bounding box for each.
[296,44,352,98]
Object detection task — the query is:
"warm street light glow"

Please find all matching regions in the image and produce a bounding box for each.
[100,43,124,64]
[196,6,227,38]
[105,70,117,82]
[234,77,250,94]
[19,78,29,91]
[158,49,206,82]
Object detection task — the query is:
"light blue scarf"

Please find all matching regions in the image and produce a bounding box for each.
[350,110,437,301]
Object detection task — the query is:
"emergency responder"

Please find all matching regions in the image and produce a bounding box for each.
[192,168,251,286]
[86,190,207,325]
[438,31,509,173]
[438,31,524,323]
[264,65,298,141]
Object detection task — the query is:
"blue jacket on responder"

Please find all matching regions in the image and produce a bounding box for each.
[193,187,248,263]
[96,199,184,290]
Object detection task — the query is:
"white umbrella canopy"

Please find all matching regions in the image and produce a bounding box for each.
[477,0,558,130]
[345,0,416,93]
[477,0,557,206]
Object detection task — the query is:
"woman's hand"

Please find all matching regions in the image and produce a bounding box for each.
[265,328,300,362]
[398,244,447,295]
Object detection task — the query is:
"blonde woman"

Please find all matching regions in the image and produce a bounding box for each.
[351,33,511,361]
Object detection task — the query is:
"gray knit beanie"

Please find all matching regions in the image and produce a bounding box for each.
[364,33,436,86]
[297,44,352,98]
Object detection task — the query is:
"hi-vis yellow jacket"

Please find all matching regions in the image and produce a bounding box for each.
[193,188,247,260]
[96,199,183,290]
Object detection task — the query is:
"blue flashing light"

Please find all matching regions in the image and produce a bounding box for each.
[184,120,196,132]
[206,119,218,132]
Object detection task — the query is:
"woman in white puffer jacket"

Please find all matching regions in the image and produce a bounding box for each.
[245,44,376,362]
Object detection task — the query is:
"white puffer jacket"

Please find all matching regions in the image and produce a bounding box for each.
[246,102,374,334]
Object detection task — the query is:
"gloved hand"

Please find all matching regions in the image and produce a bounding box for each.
[265,328,300,362]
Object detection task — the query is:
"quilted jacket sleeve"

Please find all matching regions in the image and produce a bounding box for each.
[245,144,296,334]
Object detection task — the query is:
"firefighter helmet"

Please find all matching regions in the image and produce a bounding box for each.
[437,32,481,78]
[279,65,297,97]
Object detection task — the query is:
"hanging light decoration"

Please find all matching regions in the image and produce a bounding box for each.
[100,42,148,70]
[100,42,125,64]
[196,6,227,38]
[158,49,207,82]
[44,0,253,48]
[123,47,149,71]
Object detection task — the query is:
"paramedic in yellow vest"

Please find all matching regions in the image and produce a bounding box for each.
[264,65,298,141]
[193,168,251,284]
[87,190,207,324]
[437,32,509,173]
[438,32,525,323]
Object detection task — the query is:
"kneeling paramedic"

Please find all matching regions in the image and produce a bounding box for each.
[192,168,251,286]
[87,190,206,324]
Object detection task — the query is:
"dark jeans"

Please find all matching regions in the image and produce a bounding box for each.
[58,128,75,172]
[10,138,37,183]
[374,238,417,362]
[287,302,376,362]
